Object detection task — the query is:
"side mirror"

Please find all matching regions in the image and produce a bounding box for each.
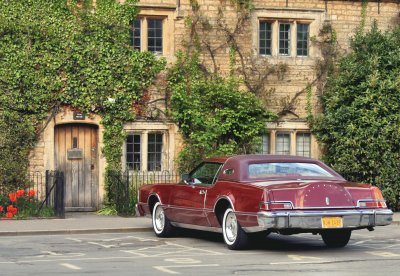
[181,173,192,185]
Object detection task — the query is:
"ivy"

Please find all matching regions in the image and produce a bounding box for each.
[312,23,400,209]
[168,52,276,172]
[0,0,165,203]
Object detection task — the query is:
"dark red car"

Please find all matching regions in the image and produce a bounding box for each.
[136,155,393,250]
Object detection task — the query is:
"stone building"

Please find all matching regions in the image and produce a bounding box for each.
[29,0,400,210]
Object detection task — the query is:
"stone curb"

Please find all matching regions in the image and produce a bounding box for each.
[0,227,153,237]
[0,221,398,237]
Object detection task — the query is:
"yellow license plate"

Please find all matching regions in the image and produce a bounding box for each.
[321,217,343,228]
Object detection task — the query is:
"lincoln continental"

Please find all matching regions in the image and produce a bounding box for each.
[136,155,393,250]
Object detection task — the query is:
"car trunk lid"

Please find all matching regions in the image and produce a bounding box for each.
[256,180,361,209]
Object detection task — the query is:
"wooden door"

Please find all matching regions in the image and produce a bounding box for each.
[55,124,98,211]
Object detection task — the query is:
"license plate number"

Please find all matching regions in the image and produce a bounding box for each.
[321,217,343,228]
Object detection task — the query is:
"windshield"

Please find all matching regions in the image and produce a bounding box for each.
[248,162,335,179]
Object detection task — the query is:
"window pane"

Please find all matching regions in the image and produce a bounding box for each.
[297,24,309,56]
[148,133,163,171]
[132,19,141,51]
[296,133,311,157]
[279,23,291,55]
[256,133,270,154]
[259,22,272,55]
[126,134,141,171]
[148,19,163,54]
[276,133,291,155]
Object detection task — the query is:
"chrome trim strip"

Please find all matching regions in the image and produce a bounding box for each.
[170,222,222,233]
[164,205,213,212]
[234,212,258,217]
[292,205,357,210]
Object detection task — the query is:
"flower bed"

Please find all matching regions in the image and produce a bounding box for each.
[0,189,54,219]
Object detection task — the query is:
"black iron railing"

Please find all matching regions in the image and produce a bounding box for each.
[0,170,65,218]
[107,170,180,216]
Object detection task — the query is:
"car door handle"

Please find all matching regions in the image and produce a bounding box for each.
[199,190,207,195]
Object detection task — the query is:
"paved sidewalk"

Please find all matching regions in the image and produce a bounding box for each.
[0,212,152,236]
[0,212,399,236]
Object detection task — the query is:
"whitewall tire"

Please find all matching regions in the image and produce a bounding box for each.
[222,208,248,250]
[152,202,174,237]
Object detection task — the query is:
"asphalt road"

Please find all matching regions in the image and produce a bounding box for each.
[0,225,399,276]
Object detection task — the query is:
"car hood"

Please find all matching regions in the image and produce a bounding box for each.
[252,180,372,209]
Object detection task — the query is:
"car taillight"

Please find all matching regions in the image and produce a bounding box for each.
[371,186,384,200]
[358,200,387,208]
[260,201,293,211]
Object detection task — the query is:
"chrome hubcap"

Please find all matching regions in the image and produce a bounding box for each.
[225,212,237,242]
[155,206,165,231]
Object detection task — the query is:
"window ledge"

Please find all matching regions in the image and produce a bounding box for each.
[254,7,325,13]
[137,3,177,10]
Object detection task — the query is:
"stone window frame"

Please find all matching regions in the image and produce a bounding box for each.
[130,6,175,59]
[131,16,165,56]
[262,127,314,157]
[258,19,312,58]
[253,8,325,60]
[124,130,168,172]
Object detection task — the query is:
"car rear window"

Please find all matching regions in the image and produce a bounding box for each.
[248,162,335,179]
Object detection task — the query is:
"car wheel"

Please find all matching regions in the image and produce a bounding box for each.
[321,229,351,248]
[152,202,174,237]
[222,208,248,250]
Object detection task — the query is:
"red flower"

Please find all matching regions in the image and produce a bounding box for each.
[16,189,25,197]
[28,190,35,197]
[7,205,17,215]
[5,212,13,219]
[9,193,17,202]
[0,206,3,213]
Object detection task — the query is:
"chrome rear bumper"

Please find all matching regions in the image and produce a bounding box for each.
[256,209,393,230]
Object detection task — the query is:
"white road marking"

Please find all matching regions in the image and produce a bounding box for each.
[164,258,202,264]
[166,242,224,255]
[66,238,82,243]
[127,236,159,242]
[34,252,86,258]
[270,261,327,265]
[287,255,323,261]
[352,240,370,245]
[120,250,149,257]
[365,251,400,257]
[88,241,116,248]
[60,263,82,270]
[154,264,219,274]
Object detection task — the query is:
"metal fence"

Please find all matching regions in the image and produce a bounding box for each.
[0,170,65,218]
[107,170,180,216]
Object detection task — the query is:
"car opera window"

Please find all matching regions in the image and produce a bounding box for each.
[126,132,164,171]
[190,162,223,185]
[248,163,334,179]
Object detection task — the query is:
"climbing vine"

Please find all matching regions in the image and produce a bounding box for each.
[167,0,278,171]
[0,0,165,201]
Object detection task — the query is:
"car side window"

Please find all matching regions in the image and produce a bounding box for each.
[190,162,222,185]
